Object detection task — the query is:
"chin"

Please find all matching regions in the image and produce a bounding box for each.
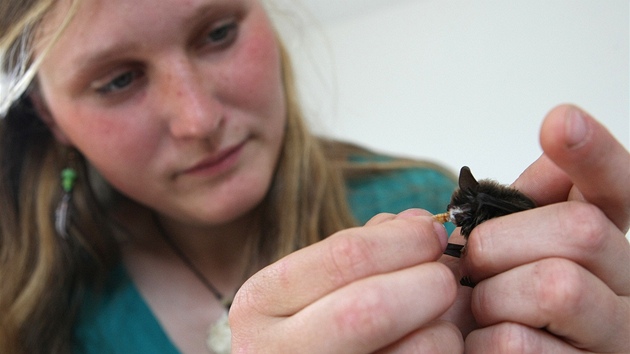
[194,186,269,226]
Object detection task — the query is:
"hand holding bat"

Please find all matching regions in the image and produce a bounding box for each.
[460,105,630,353]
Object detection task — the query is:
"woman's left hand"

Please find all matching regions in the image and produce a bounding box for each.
[462,105,630,353]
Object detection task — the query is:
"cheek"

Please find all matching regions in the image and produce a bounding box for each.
[229,16,285,119]
[55,106,159,186]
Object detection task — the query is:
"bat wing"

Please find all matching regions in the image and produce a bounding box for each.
[476,192,534,215]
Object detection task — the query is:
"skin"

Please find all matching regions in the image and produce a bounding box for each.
[231,210,466,353]
[30,0,630,352]
[35,0,286,352]
[231,105,630,353]
[37,0,286,228]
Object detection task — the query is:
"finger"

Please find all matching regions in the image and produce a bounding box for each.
[461,202,630,295]
[365,209,434,227]
[539,104,630,232]
[365,213,397,226]
[376,320,464,354]
[466,322,587,354]
[232,213,448,318]
[470,258,630,352]
[511,153,573,206]
[276,263,457,354]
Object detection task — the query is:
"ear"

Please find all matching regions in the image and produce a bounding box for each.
[30,91,72,145]
[458,166,479,190]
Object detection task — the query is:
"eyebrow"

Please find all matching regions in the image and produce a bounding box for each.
[71,42,142,76]
[69,2,242,75]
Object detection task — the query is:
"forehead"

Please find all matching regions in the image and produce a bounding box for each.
[36,0,253,82]
[40,0,248,44]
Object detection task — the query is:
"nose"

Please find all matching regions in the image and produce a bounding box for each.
[157,57,223,140]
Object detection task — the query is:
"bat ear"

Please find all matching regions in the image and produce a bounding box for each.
[459,166,479,190]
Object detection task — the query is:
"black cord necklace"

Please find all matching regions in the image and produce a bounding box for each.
[152,214,233,353]
[154,218,230,307]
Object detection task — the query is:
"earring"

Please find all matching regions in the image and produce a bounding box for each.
[55,162,78,239]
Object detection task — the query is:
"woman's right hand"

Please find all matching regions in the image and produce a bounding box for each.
[230,209,464,353]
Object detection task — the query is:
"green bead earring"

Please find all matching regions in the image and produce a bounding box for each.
[61,167,77,193]
[55,166,78,239]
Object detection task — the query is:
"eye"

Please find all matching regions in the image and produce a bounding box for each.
[206,20,238,47]
[94,69,144,95]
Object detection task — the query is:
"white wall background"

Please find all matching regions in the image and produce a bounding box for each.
[268,0,629,185]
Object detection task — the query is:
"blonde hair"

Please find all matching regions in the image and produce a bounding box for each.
[0,1,358,352]
[0,0,80,116]
[262,46,357,260]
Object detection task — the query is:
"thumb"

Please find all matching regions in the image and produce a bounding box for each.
[539,104,630,232]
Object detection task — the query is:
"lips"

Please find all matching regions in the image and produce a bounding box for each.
[180,141,246,176]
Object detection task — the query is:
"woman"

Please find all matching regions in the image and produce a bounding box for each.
[1,0,456,352]
[1,0,628,353]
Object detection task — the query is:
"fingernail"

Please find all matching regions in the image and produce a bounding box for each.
[433,221,448,249]
[565,107,589,149]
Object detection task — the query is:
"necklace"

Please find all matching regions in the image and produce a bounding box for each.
[154,217,234,354]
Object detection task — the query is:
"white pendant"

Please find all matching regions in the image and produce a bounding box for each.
[207,311,231,354]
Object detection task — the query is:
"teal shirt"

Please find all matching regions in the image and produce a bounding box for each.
[346,166,455,225]
[73,165,456,353]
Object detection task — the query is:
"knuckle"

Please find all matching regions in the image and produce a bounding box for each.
[334,285,394,341]
[324,230,376,286]
[491,323,543,354]
[561,202,609,253]
[365,212,396,226]
[230,277,262,323]
[229,287,258,347]
[533,258,586,317]
[231,260,289,318]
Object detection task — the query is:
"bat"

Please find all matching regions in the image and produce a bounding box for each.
[435,166,537,258]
